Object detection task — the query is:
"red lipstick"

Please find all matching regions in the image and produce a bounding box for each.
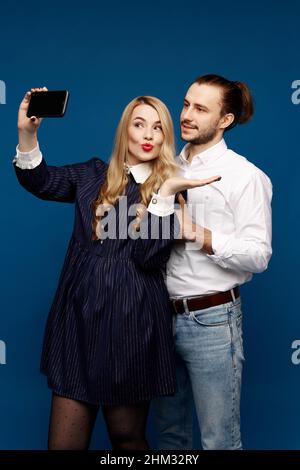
[141,144,153,152]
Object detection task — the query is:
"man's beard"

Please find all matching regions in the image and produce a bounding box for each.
[182,120,220,145]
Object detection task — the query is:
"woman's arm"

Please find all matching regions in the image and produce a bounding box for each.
[132,175,222,271]
[14,87,103,203]
[133,201,181,271]
[13,143,96,203]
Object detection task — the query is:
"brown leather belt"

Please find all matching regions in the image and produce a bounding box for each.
[171,286,240,314]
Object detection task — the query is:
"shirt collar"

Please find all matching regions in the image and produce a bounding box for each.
[126,161,153,183]
[179,138,228,167]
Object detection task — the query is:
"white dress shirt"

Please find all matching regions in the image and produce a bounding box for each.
[163,138,272,298]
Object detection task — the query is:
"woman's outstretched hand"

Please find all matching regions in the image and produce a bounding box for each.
[18,86,48,134]
[159,174,221,197]
[18,87,48,152]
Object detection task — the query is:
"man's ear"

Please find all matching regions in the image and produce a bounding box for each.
[219,113,235,130]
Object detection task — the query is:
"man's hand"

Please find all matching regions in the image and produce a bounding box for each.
[175,193,214,255]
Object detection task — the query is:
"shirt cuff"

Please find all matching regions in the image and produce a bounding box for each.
[206,231,233,268]
[147,190,175,216]
[12,141,43,169]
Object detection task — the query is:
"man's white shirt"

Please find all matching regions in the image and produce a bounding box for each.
[165,138,272,298]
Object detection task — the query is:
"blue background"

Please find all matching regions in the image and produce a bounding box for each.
[0,0,299,449]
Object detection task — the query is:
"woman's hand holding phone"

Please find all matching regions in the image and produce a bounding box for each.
[18,87,48,152]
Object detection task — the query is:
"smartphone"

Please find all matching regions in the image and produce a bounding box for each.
[26,90,69,118]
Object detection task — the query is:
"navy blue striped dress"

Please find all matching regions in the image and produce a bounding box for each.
[13,156,180,406]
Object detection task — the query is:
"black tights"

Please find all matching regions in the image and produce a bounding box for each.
[47,393,150,450]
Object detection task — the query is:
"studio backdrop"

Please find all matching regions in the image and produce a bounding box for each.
[0,0,299,449]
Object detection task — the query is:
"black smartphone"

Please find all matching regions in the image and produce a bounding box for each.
[26,90,69,118]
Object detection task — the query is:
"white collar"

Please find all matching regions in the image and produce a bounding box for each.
[126,161,153,183]
[179,138,228,167]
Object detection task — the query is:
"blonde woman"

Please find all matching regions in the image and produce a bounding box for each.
[13,87,220,450]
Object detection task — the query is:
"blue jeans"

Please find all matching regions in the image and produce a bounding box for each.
[153,296,245,450]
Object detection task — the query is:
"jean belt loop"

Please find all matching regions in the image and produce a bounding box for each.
[183,298,190,315]
[230,288,236,302]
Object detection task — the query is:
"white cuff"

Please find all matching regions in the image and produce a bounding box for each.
[147,191,175,216]
[12,141,43,169]
[207,231,233,268]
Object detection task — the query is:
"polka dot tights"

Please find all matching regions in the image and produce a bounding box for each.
[47,392,150,450]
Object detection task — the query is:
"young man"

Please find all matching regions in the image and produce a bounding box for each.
[152,74,273,450]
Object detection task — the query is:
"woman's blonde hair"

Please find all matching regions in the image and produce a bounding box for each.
[91,96,178,240]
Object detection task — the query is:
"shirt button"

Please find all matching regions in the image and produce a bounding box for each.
[152,198,157,204]
[100,240,103,244]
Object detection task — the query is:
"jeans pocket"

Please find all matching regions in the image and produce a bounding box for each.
[191,306,229,327]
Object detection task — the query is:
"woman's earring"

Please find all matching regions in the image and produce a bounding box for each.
[124,162,131,175]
